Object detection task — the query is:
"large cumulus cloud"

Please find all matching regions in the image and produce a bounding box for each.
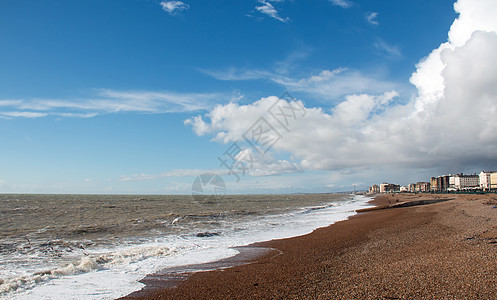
[186,0,497,174]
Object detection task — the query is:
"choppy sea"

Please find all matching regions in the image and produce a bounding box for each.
[0,193,371,299]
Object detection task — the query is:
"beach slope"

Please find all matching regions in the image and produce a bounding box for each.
[125,193,497,299]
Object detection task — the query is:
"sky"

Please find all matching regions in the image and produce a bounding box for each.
[0,0,496,194]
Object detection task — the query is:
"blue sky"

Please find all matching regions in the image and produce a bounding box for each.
[2,0,496,194]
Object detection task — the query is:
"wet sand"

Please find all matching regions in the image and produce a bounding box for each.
[123,193,497,299]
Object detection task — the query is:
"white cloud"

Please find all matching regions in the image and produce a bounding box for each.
[276,69,399,100]
[185,96,285,142]
[187,0,497,174]
[410,0,497,114]
[201,68,273,81]
[449,0,497,47]
[56,112,99,118]
[120,169,229,182]
[365,12,379,25]
[255,0,289,23]
[248,159,302,176]
[160,1,189,15]
[203,67,400,102]
[0,100,22,107]
[329,0,352,9]
[201,50,404,103]
[120,154,302,182]
[332,91,397,126]
[274,50,309,74]
[0,89,235,118]
[186,93,405,171]
[0,111,48,118]
[374,39,402,58]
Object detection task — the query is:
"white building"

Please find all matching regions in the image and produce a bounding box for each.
[449,175,456,189]
[453,174,479,190]
[491,173,497,189]
[479,171,495,190]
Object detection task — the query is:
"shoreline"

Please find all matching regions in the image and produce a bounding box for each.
[122,194,370,299]
[123,246,278,298]
[123,193,497,299]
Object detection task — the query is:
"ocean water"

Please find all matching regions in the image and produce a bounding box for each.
[0,193,372,299]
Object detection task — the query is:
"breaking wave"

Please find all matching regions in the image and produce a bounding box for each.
[0,245,174,295]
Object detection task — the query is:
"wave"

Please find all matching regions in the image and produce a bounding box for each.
[0,244,175,295]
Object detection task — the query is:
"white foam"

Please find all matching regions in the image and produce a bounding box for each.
[3,195,372,299]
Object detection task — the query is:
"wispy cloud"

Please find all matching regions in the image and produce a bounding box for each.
[121,157,301,182]
[202,66,399,101]
[374,39,402,58]
[274,50,310,74]
[0,111,48,118]
[0,100,22,107]
[201,68,274,81]
[160,1,189,15]
[0,89,236,119]
[329,0,353,9]
[200,49,404,101]
[120,169,230,182]
[365,12,379,25]
[255,0,289,23]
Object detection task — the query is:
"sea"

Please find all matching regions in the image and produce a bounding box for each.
[0,193,372,299]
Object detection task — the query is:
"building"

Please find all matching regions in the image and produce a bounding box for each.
[429,175,452,192]
[380,183,400,193]
[408,182,431,192]
[400,186,409,193]
[453,174,479,190]
[416,182,431,192]
[368,184,379,194]
[491,173,497,189]
[479,171,495,190]
[449,175,457,189]
[438,175,451,191]
[430,177,438,192]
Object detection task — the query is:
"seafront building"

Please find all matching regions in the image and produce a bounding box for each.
[368,184,380,194]
[369,170,497,194]
[479,171,496,191]
[430,175,451,192]
[453,174,479,190]
[430,177,438,192]
[379,183,400,193]
[440,175,451,191]
[417,182,431,192]
[491,173,497,189]
[406,182,431,192]
[449,175,456,189]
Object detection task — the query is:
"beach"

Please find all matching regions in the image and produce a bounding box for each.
[0,193,366,298]
[125,193,497,299]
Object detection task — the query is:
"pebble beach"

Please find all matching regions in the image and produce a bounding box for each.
[124,193,497,299]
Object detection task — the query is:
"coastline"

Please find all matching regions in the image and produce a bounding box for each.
[123,193,497,299]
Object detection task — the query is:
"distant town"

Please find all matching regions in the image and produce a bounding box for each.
[368,171,497,194]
